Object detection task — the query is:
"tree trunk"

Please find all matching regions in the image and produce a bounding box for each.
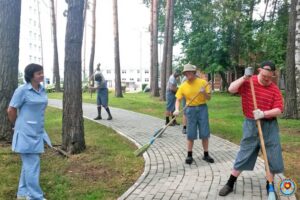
[88,0,96,87]
[284,0,298,119]
[262,0,270,23]
[151,0,159,97]
[166,0,175,79]
[294,0,300,116]
[160,0,171,101]
[82,0,89,81]
[62,0,86,154]
[50,0,61,92]
[219,71,229,91]
[113,0,123,97]
[150,0,154,94]
[0,0,21,141]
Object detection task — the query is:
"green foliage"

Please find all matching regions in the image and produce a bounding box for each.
[147,0,289,73]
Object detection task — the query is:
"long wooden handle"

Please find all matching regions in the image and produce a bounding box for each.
[249,78,272,181]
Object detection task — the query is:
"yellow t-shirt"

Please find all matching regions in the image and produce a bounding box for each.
[176,78,210,106]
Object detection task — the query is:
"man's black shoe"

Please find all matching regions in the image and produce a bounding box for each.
[185,156,193,164]
[94,116,102,120]
[202,155,214,163]
[219,184,233,196]
[107,115,112,120]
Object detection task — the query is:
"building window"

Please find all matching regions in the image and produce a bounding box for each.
[145,78,149,82]
[130,78,134,81]
[122,78,126,81]
[122,70,126,74]
[137,78,140,82]
[145,70,149,74]
[107,70,111,74]
[137,70,140,73]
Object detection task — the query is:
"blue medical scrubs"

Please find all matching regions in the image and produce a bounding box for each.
[9,83,51,200]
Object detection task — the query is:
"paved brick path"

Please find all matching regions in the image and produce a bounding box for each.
[48,99,296,200]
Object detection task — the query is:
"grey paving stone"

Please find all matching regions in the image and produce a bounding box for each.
[48,99,297,200]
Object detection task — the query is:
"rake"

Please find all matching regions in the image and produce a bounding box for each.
[134,81,211,157]
[249,77,276,200]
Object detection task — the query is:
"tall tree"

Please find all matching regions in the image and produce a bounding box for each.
[62,0,86,154]
[295,0,300,115]
[113,0,123,97]
[160,0,171,101]
[0,0,21,141]
[82,0,89,81]
[88,0,96,86]
[283,0,298,118]
[165,0,175,78]
[50,0,61,92]
[151,0,160,96]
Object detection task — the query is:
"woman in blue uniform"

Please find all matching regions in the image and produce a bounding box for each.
[7,63,51,200]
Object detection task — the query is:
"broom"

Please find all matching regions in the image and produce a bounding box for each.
[249,77,276,200]
[134,80,211,157]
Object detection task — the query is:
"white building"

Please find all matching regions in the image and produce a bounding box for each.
[19,0,53,85]
[19,0,43,74]
[100,66,150,92]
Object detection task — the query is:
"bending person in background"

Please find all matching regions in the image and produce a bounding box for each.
[165,69,181,126]
[7,63,52,200]
[92,63,113,120]
[173,63,214,165]
[219,61,284,197]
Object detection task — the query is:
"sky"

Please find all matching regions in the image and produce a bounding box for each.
[33,0,151,80]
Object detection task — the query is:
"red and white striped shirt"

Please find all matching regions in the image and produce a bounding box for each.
[238,75,283,119]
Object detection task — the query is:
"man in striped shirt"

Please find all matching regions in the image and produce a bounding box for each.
[219,61,284,196]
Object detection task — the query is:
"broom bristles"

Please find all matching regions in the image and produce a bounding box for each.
[267,184,276,200]
[134,143,151,156]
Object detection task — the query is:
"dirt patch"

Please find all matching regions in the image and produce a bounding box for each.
[65,162,111,182]
[281,128,300,136]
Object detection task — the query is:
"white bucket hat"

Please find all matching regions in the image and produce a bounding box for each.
[182,63,197,73]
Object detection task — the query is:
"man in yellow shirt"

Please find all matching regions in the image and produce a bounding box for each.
[173,63,214,164]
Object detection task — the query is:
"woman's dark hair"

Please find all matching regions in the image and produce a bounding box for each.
[24,63,43,83]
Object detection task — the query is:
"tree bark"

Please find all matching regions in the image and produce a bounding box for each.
[88,0,96,87]
[160,0,171,101]
[284,0,298,119]
[166,0,175,79]
[151,0,159,97]
[62,0,86,154]
[0,0,21,141]
[113,0,123,97]
[295,0,300,115]
[50,0,61,92]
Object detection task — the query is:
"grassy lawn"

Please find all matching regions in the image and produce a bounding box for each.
[49,91,300,198]
[0,107,144,200]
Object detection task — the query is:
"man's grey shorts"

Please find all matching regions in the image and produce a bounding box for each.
[233,118,284,174]
[186,104,210,140]
[166,91,176,112]
[97,88,108,107]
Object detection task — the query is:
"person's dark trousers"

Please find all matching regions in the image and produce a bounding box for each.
[94,106,102,120]
[105,107,112,120]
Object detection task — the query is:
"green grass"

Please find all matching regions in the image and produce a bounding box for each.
[0,107,144,200]
[48,91,300,198]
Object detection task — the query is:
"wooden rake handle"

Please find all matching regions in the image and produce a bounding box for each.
[249,77,272,181]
